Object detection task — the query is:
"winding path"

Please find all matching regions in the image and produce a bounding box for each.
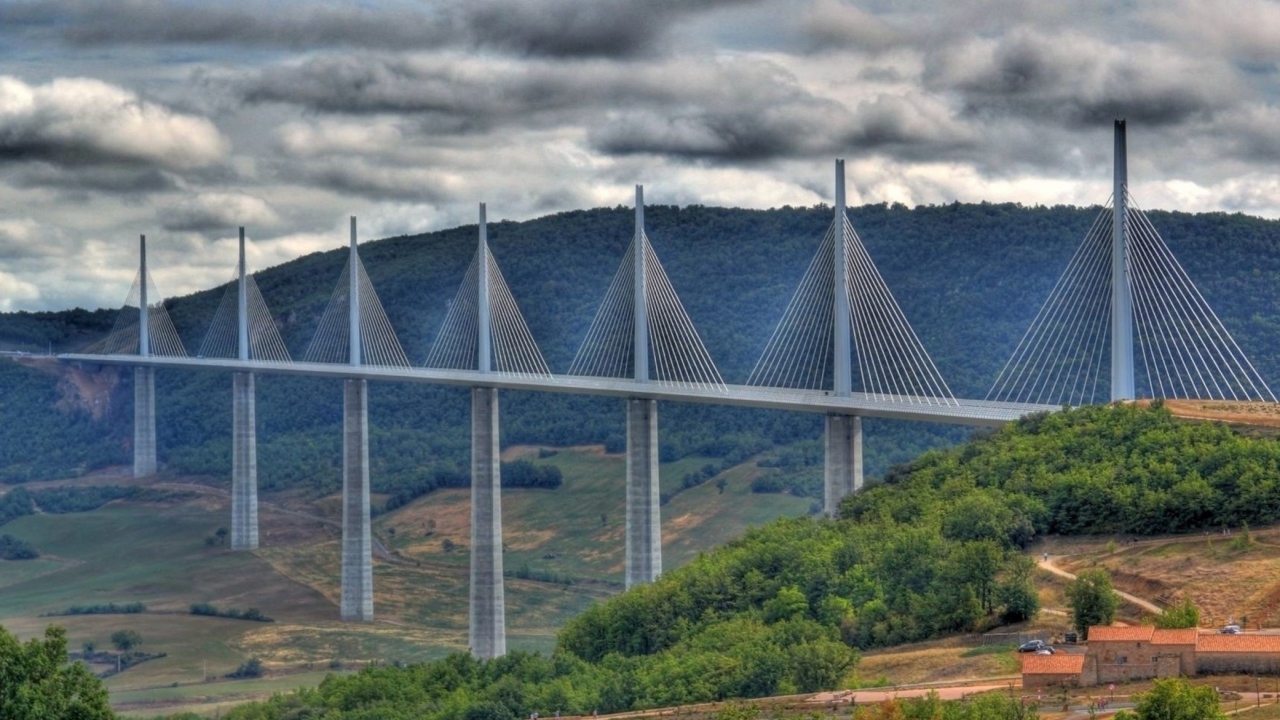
[1038,556,1164,615]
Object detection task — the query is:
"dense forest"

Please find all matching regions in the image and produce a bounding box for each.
[167,403,1273,719]
[1,202,1279,492]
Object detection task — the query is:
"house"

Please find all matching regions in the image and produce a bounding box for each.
[1021,653,1086,689]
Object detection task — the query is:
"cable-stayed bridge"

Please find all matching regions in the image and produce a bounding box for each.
[56,121,1273,658]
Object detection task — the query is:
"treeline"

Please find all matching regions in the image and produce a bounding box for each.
[190,603,273,622]
[0,534,37,560]
[381,461,562,514]
[0,488,33,525]
[0,486,196,528]
[845,402,1280,535]
[43,602,145,617]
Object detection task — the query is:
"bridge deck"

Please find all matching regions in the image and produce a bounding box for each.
[58,354,1056,426]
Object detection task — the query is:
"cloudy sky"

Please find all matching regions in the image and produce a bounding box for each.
[1,0,1279,312]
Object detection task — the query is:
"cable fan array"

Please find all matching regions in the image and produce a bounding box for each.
[986,205,1114,406]
[989,194,1275,404]
[1127,194,1274,401]
[197,264,291,362]
[568,233,725,390]
[748,216,955,405]
[423,248,551,376]
[86,268,186,356]
[302,252,410,367]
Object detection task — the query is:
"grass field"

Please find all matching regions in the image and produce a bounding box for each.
[378,446,812,583]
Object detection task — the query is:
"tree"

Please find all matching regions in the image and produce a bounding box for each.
[110,629,142,652]
[716,477,728,494]
[1066,568,1119,639]
[1131,678,1224,720]
[1154,597,1200,630]
[998,555,1041,623]
[0,623,115,720]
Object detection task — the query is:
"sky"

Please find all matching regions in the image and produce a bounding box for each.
[2,0,1280,312]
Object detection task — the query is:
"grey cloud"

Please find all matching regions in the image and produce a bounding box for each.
[290,160,457,202]
[10,163,181,194]
[798,0,903,52]
[933,31,1243,129]
[4,0,757,59]
[243,53,874,162]
[590,108,839,161]
[2,0,450,50]
[462,0,755,58]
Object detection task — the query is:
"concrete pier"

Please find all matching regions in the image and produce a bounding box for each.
[823,414,862,516]
[231,372,258,550]
[341,378,373,621]
[469,387,505,658]
[133,367,156,477]
[625,397,661,588]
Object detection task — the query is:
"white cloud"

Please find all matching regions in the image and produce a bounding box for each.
[0,75,228,170]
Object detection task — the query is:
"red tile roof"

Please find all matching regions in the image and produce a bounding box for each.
[1196,634,1280,653]
[1151,629,1201,646]
[1088,626,1155,642]
[1022,654,1086,675]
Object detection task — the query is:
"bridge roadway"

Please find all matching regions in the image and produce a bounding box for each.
[59,353,1055,426]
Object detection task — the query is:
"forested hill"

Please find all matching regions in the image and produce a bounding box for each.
[1,202,1279,490]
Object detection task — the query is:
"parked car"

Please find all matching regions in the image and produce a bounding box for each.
[1018,640,1046,652]
[1221,625,1242,634]
[1035,647,1056,655]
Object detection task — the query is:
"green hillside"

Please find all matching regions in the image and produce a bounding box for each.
[170,402,1280,720]
[0,202,1278,500]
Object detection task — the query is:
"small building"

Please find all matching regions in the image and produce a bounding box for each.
[1022,653,1086,689]
[1195,633,1280,675]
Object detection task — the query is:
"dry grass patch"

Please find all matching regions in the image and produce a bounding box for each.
[856,637,1019,686]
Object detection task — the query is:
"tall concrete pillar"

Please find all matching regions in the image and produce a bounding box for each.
[823,414,862,516]
[231,227,259,550]
[625,398,661,588]
[133,367,156,477]
[1111,119,1135,401]
[231,372,258,550]
[470,387,505,659]
[134,233,156,479]
[341,378,373,622]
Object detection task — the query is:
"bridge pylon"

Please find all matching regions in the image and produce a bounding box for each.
[341,217,373,622]
[825,160,862,516]
[988,121,1273,406]
[1111,120,1135,401]
[135,234,156,478]
[626,186,661,589]
[470,203,506,659]
[232,228,258,550]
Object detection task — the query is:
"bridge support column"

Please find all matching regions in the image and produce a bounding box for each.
[134,367,156,477]
[470,387,506,659]
[823,414,862,516]
[626,398,661,588]
[341,378,373,622]
[231,372,258,550]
